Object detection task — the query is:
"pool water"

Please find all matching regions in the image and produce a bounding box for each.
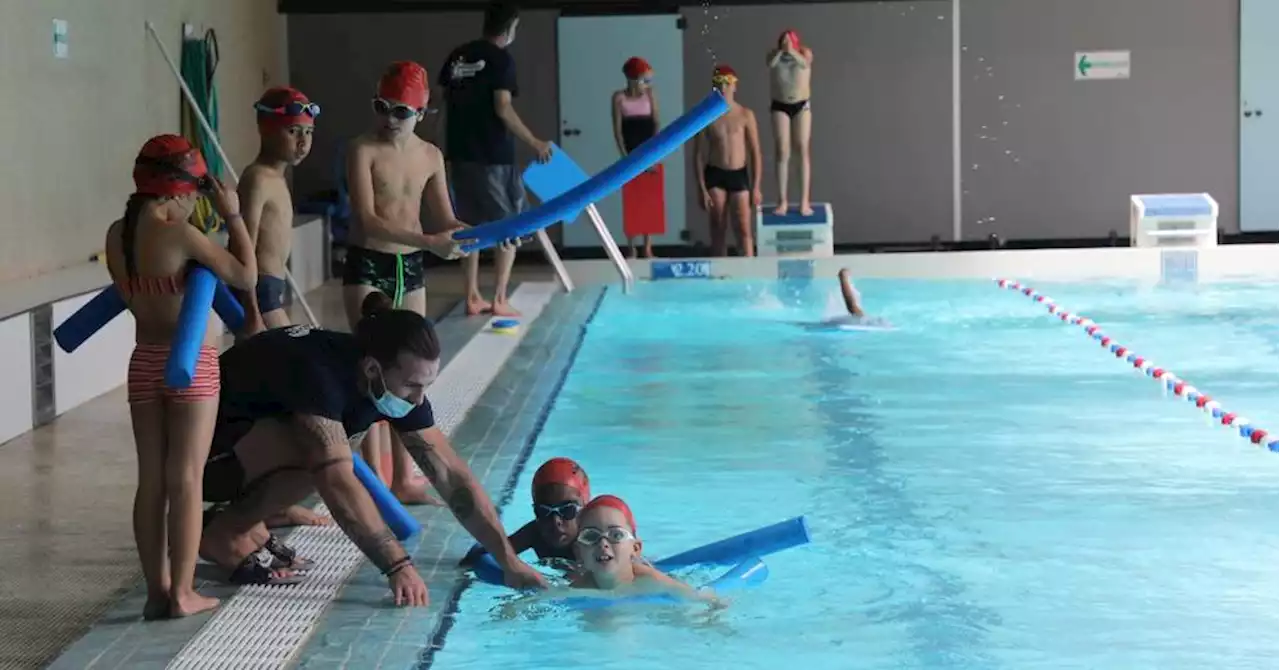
[431,278,1279,670]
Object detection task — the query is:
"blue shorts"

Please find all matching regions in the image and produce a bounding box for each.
[256,274,287,313]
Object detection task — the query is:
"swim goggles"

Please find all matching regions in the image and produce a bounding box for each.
[534,502,581,521]
[372,97,424,120]
[134,154,215,194]
[254,101,321,118]
[576,526,635,546]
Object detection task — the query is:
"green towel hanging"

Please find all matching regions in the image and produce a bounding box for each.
[180,29,223,233]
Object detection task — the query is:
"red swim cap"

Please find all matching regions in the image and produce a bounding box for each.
[255,86,317,131]
[582,495,636,533]
[622,57,652,80]
[132,134,208,197]
[781,29,801,50]
[712,64,738,87]
[531,457,591,501]
[377,61,428,109]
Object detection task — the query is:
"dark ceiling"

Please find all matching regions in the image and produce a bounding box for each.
[279,0,898,15]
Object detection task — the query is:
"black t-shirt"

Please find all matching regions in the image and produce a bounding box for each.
[216,325,436,444]
[438,40,518,165]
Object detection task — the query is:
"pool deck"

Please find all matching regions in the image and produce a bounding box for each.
[0,265,568,670]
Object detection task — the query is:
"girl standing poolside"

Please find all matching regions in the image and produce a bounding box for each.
[104,135,257,618]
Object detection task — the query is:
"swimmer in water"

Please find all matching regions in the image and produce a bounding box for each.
[462,457,590,565]
[838,267,864,317]
[569,495,724,606]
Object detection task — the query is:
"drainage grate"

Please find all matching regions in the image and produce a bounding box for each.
[168,283,560,670]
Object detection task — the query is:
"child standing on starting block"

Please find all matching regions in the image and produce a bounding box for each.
[570,495,724,606]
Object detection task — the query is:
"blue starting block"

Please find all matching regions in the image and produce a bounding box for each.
[1129,193,1218,248]
[756,203,834,257]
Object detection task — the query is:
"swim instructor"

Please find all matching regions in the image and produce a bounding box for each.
[198,295,547,602]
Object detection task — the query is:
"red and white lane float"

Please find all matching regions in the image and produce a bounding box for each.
[995,278,1278,453]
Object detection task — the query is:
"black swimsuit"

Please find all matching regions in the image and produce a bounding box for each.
[621,115,657,154]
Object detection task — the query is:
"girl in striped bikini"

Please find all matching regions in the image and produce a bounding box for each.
[103,135,258,619]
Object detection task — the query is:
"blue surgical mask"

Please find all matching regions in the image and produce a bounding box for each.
[370,367,415,418]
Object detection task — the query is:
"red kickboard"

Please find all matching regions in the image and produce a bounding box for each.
[622,165,666,237]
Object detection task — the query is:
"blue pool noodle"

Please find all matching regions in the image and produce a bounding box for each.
[53,287,128,353]
[453,90,729,252]
[164,267,220,388]
[469,516,809,587]
[652,516,811,570]
[212,280,246,332]
[54,269,246,354]
[351,452,421,541]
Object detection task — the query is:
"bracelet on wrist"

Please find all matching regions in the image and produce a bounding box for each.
[384,556,413,576]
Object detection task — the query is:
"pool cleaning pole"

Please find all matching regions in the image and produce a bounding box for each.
[144,21,320,329]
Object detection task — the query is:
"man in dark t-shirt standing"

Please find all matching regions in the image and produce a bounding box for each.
[438,2,552,318]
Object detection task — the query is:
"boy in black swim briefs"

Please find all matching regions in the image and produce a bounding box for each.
[694,64,763,257]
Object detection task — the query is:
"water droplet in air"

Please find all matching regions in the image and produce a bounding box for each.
[971,163,980,170]
[962,45,969,52]
[980,125,988,130]
[1002,120,1009,126]
[977,56,985,62]
[998,95,1005,101]
[977,134,988,140]
[1004,149,1012,155]
[938,15,945,20]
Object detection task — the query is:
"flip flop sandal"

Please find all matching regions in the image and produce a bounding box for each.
[264,534,315,571]
[229,551,305,586]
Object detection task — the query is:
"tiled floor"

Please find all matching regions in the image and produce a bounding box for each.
[0,264,554,670]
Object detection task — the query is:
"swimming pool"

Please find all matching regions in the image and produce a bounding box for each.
[432,277,1279,669]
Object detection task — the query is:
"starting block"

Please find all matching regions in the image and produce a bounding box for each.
[756,203,834,257]
[1129,193,1218,248]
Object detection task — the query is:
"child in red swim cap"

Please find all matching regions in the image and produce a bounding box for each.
[569,495,724,606]
[463,457,591,565]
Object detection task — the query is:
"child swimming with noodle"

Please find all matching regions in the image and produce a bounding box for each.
[463,457,590,565]
[570,495,725,606]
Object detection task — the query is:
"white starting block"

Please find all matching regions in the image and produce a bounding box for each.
[756,203,835,257]
[1129,193,1218,248]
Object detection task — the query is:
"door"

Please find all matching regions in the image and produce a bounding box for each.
[557,14,686,248]
[1239,0,1279,232]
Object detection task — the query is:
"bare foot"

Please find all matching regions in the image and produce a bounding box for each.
[392,480,446,506]
[465,296,493,316]
[169,591,220,618]
[773,203,789,215]
[491,301,522,317]
[800,202,814,216]
[142,595,170,621]
[266,505,331,529]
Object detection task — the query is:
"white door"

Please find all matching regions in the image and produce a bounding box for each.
[1239,0,1279,232]
[557,14,686,248]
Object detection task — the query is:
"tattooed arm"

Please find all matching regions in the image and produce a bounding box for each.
[398,426,528,573]
[294,414,410,573]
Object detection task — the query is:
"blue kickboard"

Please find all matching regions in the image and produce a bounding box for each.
[523,145,592,204]
[1135,194,1215,218]
[760,204,831,226]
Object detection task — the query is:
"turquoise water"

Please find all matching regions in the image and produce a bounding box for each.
[432,278,1279,670]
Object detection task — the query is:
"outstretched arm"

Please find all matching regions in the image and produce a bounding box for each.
[398,427,539,581]
[838,268,864,316]
[293,414,411,574]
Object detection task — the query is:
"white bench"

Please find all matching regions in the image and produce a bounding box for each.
[756,203,835,257]
[1129,193,1218,248]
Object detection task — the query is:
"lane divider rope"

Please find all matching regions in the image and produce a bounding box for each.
[995,278,1278,453]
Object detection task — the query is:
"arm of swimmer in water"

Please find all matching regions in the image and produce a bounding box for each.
[294,414,410,574]
[346,142,438,249]
[398,427,524,570]
[493,90,542,151]
[838,269,864,317]
[633,562,723,604]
